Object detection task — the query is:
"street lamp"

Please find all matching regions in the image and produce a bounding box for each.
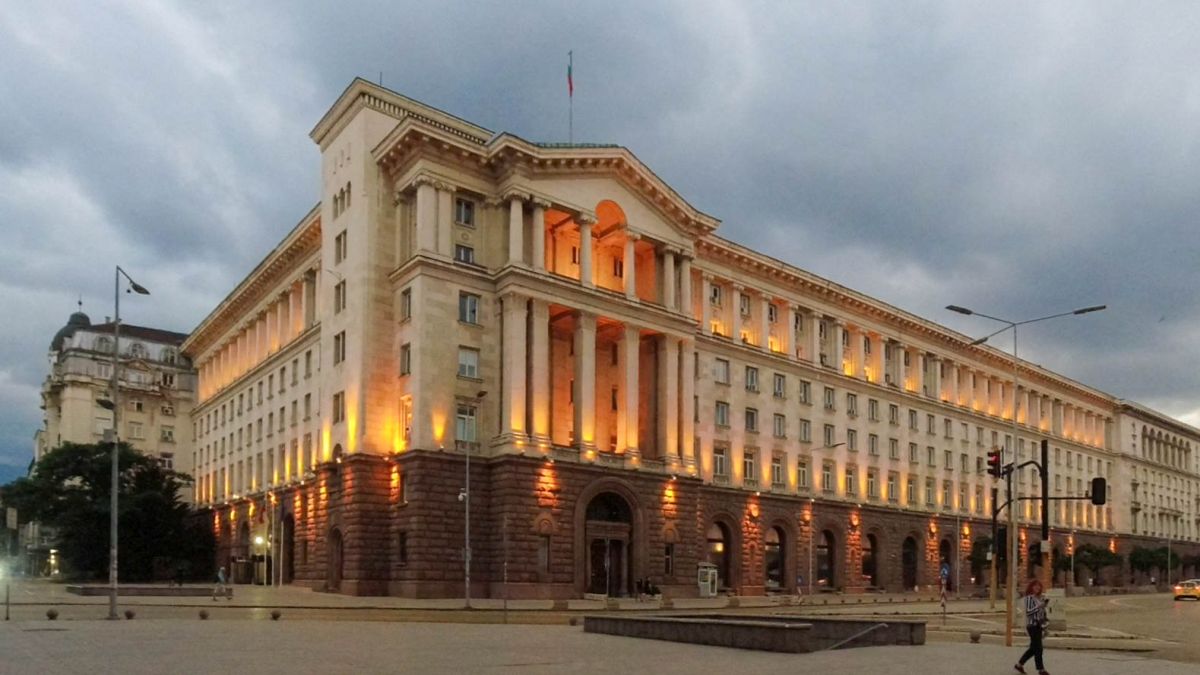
[104,266,150,621]
[946,302,1105,647]
[462,390,487,609]
[806,442,846,596]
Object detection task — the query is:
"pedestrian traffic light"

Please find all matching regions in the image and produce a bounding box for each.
[996,526,1008,561]
[1090,477,1107,506]
[987,449,1003,478]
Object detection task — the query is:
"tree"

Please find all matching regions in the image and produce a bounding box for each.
[1129,546,1157,574]
[2,442,212,581]
[1073,543,1121,581]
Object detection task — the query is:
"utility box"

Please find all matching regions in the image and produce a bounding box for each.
[697,563,719,598]
[1044,588,1066,631]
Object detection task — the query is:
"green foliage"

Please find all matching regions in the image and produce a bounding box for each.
[1072,543,1121,574]
[2,442,212,580]
[1129,545,1179,574]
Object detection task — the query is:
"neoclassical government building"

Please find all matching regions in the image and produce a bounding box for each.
[184,79,1200,597]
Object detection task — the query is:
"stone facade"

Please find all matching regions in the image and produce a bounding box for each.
[188,79,1200,598]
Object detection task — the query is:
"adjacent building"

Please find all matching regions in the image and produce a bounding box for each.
[185,78,1200,598]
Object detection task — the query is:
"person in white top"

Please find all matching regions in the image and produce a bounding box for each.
[1014,578,1050,674]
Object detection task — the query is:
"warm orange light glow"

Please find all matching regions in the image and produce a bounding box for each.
[321,425,332,462]
[1108,538,1117,554]
[843,360,854,376]
[248,502,256,518]
[229,510,237,521]
[432,409,447,447]
[536,465,559,508]
[962,524,970,537]
[928,520,937,534]
[849,512,860,529]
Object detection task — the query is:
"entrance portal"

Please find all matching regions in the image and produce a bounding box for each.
[817,530,836,589]
[902,537,918,590]
[707,522,733,590]
[584,492,633,596]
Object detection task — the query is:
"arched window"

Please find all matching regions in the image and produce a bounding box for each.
[128,342,147,359]
[862,534,878,587]
[764,526,785,590]
[707,522,733,589]
[817,530,836,588]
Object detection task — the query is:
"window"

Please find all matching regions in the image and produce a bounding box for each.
[709,285,723,306]
[959,483,968,512]
[160,372,175,388]
[332,392,346,424]
[771,454,784,487]
[454,244,475,264]
[928,446,936,467]
[161,426,175,442]
[292,359,299,385]
[279,367,286,393]
[906,476,916,504]
[868,398,879,421]
[612,258,624,278]
[333,331,346,365]
[334,280,347,314]
[846,394,858,417]
[397,532,408,566]
[942,481,952,509]
[456,404,477,442]
[823,387,836,410]
[927,414,936,434]
[739,446,758,482]
[847,428,858,452]
[399,343,411,375]
[823,424,835,447]
[457,347,480,379]
[739,293,751,316]
[161,405,175,417]
[767,304,778,323]
[868,433,879,456]
[400,289,412,320]
[887,473,897,502]
[799,419,811,442]
[845,466,857,496]
[334,230,348,264]
[159,452,174,470]
[268,375,274,398]
[128,421,144,439]
[129,342,147,359]
[908,409,918,430]
[889,404,899,425]
[664,544,675,576]
[131,399,144,413]
[715,401,730,427]
[798,458,810,489]
[944,450,952,470]
[944,418,953,438]
[799,380,812,404]
[744,408,759,433]
[867,470,878,499]
[745,366,759,392]
[975,486,984,514]
[771,413,788,438]
[822,462,834,493]
[713,445,728,477]
[960,453,969,473]
[714,358,730,384]
[458,293,479,324]
[304,394,311,420]
[570,246,579,264]
[925,477,936,505]
[889,438,899,460]
[454,197,475,226]
[772,373,786,398]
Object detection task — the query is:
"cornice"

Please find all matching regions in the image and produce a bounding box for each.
[183,207,322,359]
[311,78,491,150]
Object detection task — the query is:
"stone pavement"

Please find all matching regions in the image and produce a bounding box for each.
[1,620,1195,675]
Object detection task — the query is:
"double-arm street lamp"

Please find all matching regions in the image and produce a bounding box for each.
[946,303,1105,646]
[98,266,150,620]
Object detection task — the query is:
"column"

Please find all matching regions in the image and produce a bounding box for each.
[680,338,696,470]
[624,234,639,300]
[679,255,693,320]
[303,271,317,328]
[759,296,770,352]
[831,320,846,371]
[657,335,680,463]
[531,199,548,270]
[701,274,714,335]
[943,360,958,403]
[501,293,528,442]
[927,356,941,399]
[846,324,861,376]
[579,216,595,288]
[806,311,821,365]
[573,312,596,452]
[867,333,883,382]
[415,177,437,254]
[507,194,525,265]
[529,299,551,445]
[894,340,907,388]
[909,347,924,394]
[731,284,744,343]
[661,247,676,310]
[619,324,640,459]
[785,305,798,359]
[436,183,454,256]
[279,291,291,347]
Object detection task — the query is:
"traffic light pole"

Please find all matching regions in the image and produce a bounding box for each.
[1040,439,1052,593]
[989,487,998,610]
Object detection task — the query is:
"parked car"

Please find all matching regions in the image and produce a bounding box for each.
[1172,580,1200,600]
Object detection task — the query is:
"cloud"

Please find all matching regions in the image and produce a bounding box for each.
[2,0,1200,473]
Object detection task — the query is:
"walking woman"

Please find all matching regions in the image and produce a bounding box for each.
[1014,578,1050,674]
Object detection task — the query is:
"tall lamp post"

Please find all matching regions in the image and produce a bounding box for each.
[459,390,487,609]
[101,266,150,621]
[807,442,845,596]
[947,303,1105,646]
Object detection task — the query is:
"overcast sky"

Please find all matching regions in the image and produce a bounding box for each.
[2,1,1199,482]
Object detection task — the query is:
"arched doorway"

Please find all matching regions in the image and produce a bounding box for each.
[585,492,633,596]
[282,514,296,584]
[328,528,344,592]
[764,526,786,591]
[817,530,836,589]
[902,537,919,590]
[862,534,878,588]
[939,538,953,590]
[707,522,733,590]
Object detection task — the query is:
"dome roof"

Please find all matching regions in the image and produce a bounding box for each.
[50,311,91,352]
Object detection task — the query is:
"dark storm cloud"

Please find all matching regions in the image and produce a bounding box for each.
[2,0,1199,472]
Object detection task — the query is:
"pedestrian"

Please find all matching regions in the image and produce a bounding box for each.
[796,574,804,597]
[1014,578,1050,674]
[212,565,228,601]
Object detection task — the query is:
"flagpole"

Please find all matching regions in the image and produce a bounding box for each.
[568,50,574,143]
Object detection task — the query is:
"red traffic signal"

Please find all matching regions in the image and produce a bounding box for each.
[986,449,1003,478]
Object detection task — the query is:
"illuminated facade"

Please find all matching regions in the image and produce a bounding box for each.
[185,79,1200,597]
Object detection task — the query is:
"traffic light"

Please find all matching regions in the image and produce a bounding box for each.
[1090,477,1107,505]
[987,449,1003,478]
[996,526,1008,561]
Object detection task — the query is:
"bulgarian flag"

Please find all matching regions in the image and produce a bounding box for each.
[567,51,574,97]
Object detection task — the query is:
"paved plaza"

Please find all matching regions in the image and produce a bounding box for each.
[2,619,1198,675]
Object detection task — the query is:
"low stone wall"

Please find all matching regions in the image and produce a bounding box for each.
[583,615,814,653]
[66,585,230,598]
[681,614,925,649]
